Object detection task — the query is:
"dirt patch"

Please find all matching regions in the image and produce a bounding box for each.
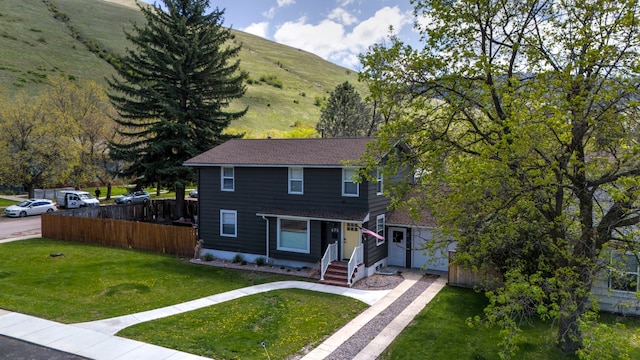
[189,258,407,290]
[190,258,319,279]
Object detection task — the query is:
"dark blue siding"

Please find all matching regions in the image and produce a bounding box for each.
[197,166,372,261]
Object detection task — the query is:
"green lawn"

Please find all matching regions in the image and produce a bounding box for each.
[0,239,308,323]
[0,198,19,208]
[119,288,367,360]
[380,286,640,360]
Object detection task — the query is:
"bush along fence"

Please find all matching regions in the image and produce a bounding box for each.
[41,213,196,257]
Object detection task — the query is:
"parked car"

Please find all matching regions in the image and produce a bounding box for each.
[189,189,198,198]
[114,190,150,204]
[5,199,56,217]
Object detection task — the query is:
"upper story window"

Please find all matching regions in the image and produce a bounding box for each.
[221,166,234,191]
[288,168,304,194]
[220,209,237,237]
[376,168,384,195]
[342,168,359,197]
[376,214,386,246]
[609,252,639,293]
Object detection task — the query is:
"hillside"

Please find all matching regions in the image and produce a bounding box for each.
[0,0,366,135]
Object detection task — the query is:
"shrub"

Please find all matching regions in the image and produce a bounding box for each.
[259,74,283,89]
[256,257,266,266]
[232,253,244,263]
[202,253,214,261]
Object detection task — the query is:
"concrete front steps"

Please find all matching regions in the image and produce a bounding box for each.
[319,261,357,287]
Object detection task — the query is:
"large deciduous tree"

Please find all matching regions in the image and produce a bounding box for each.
[0,94,78,197]
[316,81,377,137]
[360,0,640,356]
[108,0,247,216]
[44,75,113,187]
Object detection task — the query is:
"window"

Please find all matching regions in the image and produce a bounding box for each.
[221,166,234,191]
[342,168,359,197]
[376,168,384,195]
[288,168,304,194]
[376,214,385,246]
[609,252,639,292]
[220,210,237,237]
[277,218,309,253]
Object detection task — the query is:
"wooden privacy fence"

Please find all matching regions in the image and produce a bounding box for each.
[41,214,196,257]
[447,250,503,289]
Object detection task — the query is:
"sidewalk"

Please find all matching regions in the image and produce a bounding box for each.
[0,272,446,359]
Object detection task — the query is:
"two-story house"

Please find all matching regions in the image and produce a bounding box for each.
[184,137,412,285]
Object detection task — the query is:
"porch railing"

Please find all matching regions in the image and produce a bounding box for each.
[347,245,363,286]
[320,242,338,281]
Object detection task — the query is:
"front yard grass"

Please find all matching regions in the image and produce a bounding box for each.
[0,197,19,208]
[380,286,640,360]
[0,239,317,323]
[119,288,367,359]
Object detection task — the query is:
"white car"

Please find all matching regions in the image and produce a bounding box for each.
[5,199,57,217]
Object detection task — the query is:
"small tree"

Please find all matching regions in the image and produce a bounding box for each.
[316,81,375,137]
[108,0,247,217]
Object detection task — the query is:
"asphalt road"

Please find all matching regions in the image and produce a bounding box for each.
[0,335,88,360]
[0,215,41,240]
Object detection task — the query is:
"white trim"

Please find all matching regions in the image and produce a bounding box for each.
[376,168,384,195]
[221,166,234,191]
[220,209,237,237]
[608,251,639,293]
[277,217,310,254]
[288,167,304,194]
[376,214,386,246]
[342,168,359,197]
[256,213,364,223]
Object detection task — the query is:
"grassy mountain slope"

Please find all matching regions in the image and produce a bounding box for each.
[0,0,365,135]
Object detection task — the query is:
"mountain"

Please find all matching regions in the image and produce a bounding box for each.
[0,0,365,136]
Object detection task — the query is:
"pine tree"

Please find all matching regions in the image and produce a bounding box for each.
[316,81,374,137]
[108,0,246,215]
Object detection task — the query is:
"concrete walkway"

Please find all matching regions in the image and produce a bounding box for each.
[73,281,391,335]
[0,238,447,359]
[0,275,446,359]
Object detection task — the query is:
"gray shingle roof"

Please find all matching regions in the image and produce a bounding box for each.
[184,138,375,167]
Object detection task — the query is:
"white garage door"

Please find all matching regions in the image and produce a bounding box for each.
[411,228,450,272]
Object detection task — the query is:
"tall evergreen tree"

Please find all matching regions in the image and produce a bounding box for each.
[316,81,376,137]
[108,0,247,215]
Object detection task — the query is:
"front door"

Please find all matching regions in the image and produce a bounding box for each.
[342,222,360,260]
[388,227,406,267]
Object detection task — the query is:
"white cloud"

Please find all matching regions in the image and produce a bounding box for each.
[263,7,277,19]
[277,0,295,6]
[338,0,355,6]
[243,22,270,38]
[344,6,410,50]
[273,5,413,69]
[328,7,358,26]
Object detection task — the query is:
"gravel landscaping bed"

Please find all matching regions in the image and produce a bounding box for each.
[190,258,406,290]
[324,274,439,360]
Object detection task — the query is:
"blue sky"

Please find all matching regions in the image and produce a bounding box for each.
[137,0,421,70]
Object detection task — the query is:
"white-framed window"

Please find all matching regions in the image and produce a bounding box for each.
[342,168,359,197]
[221,166,234,191]
[288,167,304,194]
[220,210,237,237]
[609,252,639,293]
[277,218,310,253]
[376,214,385,246]
[376,168,384,195]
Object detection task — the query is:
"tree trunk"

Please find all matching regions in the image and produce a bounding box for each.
[557,309,583,353]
